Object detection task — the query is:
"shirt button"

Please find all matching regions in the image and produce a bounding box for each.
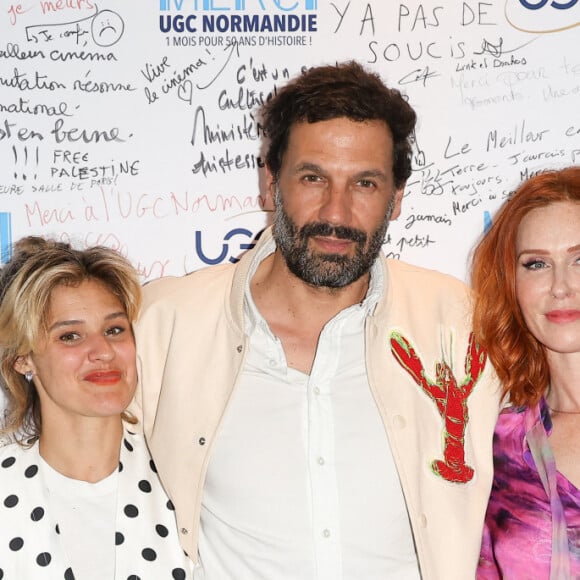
[419,514,428,528]
[322,528,331,538]
[268,359,277,368]
[313,387,321,395]
[181,528,189,535]
[317,456,325,466]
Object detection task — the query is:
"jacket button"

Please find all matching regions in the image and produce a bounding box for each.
[198,437,206,445]
[393,415,406,429]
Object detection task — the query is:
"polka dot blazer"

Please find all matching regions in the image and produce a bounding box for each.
[0,429,193,579]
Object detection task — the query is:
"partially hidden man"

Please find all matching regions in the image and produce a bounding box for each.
[133,61,500,580]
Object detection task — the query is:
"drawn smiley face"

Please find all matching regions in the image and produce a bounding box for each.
[91,10,124,47]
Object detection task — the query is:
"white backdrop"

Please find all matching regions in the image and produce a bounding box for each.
[1,0,580,283]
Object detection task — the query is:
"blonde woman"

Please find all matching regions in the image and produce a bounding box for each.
[0,237,192,579]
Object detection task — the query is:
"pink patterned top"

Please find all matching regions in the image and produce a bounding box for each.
[478,399,580,579]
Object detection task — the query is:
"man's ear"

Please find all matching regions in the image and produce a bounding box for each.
[389,187,405,221]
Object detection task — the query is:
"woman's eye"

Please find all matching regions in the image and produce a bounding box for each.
[522,259,546,271]
[59,332,80,342]
[105,326,126,336]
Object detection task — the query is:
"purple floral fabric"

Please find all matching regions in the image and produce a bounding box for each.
[478,399,580,579]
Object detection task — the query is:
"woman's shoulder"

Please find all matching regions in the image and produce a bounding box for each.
[495,402,544,435]
[120,428,156,465]
[491,405,537,468]
[0,440,29,463]
[495,404,529,433]
[122,428,147,449]
[0,442,41,507]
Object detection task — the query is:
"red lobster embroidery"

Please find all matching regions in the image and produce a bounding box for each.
[390,331,487,483]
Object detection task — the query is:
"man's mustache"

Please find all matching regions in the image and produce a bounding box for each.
[299,222,367,244]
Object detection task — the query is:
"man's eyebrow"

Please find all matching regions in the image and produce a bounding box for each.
[292,164,388,182]
[353,169,389,181]
[293,162,324,174]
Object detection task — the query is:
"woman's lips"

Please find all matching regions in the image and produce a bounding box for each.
[545,310,580,323]
[84,370,122,385]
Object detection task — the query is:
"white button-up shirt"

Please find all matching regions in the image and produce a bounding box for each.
[197,239,420,580]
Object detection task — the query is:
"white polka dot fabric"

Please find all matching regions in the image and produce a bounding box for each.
[0,429,193,579]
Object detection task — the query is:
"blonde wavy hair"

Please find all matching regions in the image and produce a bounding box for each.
[0,237,142,443]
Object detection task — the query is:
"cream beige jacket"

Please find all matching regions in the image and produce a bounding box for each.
[134,226,500,579]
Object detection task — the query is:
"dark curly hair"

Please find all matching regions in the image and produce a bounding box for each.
[261,60,417,189]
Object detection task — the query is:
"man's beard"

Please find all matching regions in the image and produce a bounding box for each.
[272,186,395,288]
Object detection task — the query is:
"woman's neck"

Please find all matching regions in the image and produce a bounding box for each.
[545,351,580,413]
[39,416,124,483]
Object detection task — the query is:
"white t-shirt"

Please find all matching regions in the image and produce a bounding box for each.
[0,430,193,579]
[41,458,117,580]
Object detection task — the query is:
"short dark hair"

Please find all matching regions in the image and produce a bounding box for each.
[261,61,417,189]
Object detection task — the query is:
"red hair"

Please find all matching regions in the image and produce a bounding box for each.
[471,166,580,406]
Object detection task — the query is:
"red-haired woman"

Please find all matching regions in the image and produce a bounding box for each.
[472,166,580,579]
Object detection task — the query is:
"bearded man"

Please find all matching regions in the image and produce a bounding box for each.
[134,61,500,580]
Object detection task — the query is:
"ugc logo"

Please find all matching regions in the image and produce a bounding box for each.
[194,227,264,265]
[518,0,577,7]
[507,0,580,31]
